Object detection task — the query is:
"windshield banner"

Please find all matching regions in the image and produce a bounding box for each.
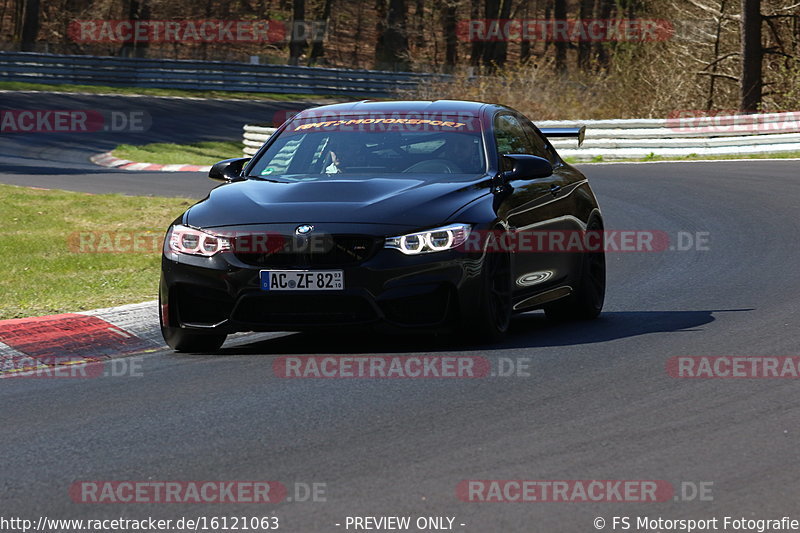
[286,112,482,133]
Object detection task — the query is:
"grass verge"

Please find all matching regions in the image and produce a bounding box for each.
[112,141,244,166]
[112,139,800,167]
[563,150,800,164]
[0,80,340,102]
[0,184,193,320]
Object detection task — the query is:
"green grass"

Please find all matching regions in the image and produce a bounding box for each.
[563,150,800,164]
[0,80,340,102]
[0,184,194,319]
[112,141,244,166]
[113,139,800,168]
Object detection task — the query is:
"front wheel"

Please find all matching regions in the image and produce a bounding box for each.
[161,326,227,353]
[159,296,227,352]
[544,217,606,321]
[463,250,513,343]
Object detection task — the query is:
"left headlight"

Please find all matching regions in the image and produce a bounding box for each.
[165,224,231,257]
[385,224,472,255]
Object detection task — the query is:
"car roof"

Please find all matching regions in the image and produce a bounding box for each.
[293,100,498,118]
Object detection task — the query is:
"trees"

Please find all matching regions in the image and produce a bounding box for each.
[2,0,795,115]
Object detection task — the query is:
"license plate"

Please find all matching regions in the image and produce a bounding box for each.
[260,270,344,291]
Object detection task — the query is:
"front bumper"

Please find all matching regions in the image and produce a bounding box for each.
[160,227,486,333]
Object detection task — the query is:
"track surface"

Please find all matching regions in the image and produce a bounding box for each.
[0,92,306,197]
[2,92,800,532]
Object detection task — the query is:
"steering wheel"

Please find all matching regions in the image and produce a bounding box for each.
[402,159,460,173]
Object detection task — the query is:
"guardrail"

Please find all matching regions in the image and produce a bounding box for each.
[243,125,278,156]
[0,51,443,97]
[540,112,800,160]
[241,112,800,160]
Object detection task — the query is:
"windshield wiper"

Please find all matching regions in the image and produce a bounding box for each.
[246,175,286,183]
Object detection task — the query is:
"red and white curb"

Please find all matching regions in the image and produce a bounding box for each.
[0,300,162,377]
[90,151,212,173]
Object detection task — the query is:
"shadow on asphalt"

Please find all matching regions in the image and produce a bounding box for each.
[213,309,752,356]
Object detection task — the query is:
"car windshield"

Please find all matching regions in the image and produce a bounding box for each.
[247,114,486,181]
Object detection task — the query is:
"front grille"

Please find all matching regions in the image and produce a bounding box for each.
[233,234,380,268]
[232,293,377,325]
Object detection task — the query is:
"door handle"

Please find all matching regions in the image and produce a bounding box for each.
[549,185,562,196]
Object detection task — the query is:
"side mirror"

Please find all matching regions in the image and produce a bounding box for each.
[209,157,251,182]
[501,154,553,181]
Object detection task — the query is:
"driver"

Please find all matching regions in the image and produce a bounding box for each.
[324,138,360,173]
[442,134,480,172]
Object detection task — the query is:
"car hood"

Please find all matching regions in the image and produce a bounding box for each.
[185,175,491,229]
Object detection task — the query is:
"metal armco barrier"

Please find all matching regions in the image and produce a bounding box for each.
[242,112,800,160]
[0,51,444,97]
[539,113,800,160]
[243,125,278,156]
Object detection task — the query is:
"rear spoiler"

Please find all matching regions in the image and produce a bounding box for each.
[540,126,586,148]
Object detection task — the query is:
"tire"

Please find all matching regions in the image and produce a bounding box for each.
[159,296,227,353]
[161,327,227,353]
[464,250,513,343]
[544,216,606,321]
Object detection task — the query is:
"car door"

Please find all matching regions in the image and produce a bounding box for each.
[493,112,574,298]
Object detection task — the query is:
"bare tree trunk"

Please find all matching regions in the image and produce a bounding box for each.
[493,0,513,67]
[577,0,593,70]
[0,0,12,42]
[20,0,40,51]
[543,0,552,57]
[553,0,566,74]
[353,0,367,67]
[119,0,149,58]
[289,0,306,65]
[795,12,799,58]
[442,0,458,70]
[519,0,532,62]
[706,0,728,111]
[414,0,425,48]
[202,0,213,61]
[470,0,482,67]
[594,0,613,69]
[481,0,513,68]
[481,0,500,66]
[375,0,410,70]
[308,0,332,65]
[740,0,762,111]
[13,0,24,42]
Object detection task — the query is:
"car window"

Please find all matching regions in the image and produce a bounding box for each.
[521,120,558,163]
[494,114,540,171]
[248,120,487,180]
[257,135,306,176]
[494,114,537,155]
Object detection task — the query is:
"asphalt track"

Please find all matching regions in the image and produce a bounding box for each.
[2,92,800,532]
[0,91,307,197]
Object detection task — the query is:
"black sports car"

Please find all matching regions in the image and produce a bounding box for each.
[159,100,605,351]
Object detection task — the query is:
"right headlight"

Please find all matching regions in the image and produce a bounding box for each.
[165,224,231,257]
[385,224,472,255]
